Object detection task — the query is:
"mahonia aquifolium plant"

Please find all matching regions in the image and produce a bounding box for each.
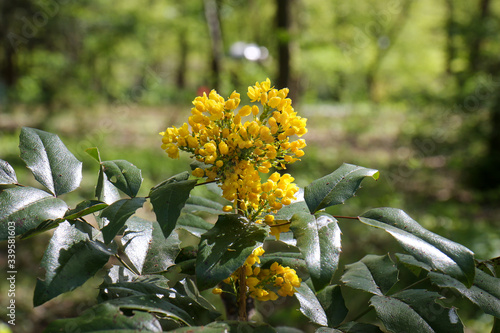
[2,78,498,332]
[160,78,305,301]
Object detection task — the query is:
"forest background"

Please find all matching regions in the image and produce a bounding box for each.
[1,0,500,332]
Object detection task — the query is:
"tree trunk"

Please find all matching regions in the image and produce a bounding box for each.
[176,29,188,89]
[468,0,491,73]
[203,0,224,91]
[444,0,455,75]
[275,0,291,90]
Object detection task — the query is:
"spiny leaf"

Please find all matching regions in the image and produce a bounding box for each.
[290,212,341,291]
[149,173,197,239]
[359,208,475,287]
[85,147,101,163]
[43,303,162,332]
[64,200,108,220]
[317,285,348,328]
[341,254,398,296]
[142,220,181,274]
[304,163,379,214]
[0,159,17,184]
[0,186,67,240]
[195,214,268,290]
[101,160,142,198]
[34,221,113,306]
[121,217,154,274]
[429,269,500,318]
[295,282,328,326]
[101,197,146,243]
[371,290,464,333]
[19,127,82,196]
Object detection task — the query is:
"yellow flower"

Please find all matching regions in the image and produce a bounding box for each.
[160,78,307,221]
[212,288,223,294]
[192,168,205,178]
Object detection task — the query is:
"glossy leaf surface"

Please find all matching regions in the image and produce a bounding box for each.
[121,216,154,274]
[341,254,398,296]
[317,285,349,327]
[64,200,108,220]
[149,172,197,239]
[295,282,328,326]
[0,159,17,184]
[19,127,82,196]
[371,290,463,333]
[196,214,268,290]
[142,220,181,274]
[290,212,341,291]
[0,186,67,240]
[43,303,162,332]
[304,163,379,214]
[34,221,113,306]
[101,160,142,197]
[101,197,146,243]
[359,208,475,287]
[429,269,500,318]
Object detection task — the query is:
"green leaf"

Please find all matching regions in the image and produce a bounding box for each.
[295,282,328,326]
[359,208,475,287]
[429,269,500,318]
[19,218,64,240]
[101,197,146,243]
[0,159,17,184]
[43,302,162,333]
[392,289,464,332]
[105,265,138,284]
[96,165,121,204]
[64,200,108,220]
[149,173,197,239]
[196,214,269,290]
[121,217,154,274]
[276,327,304,333]
[0,186,68,240]
[101,160,143,197]
[100,276,220,326]
[260,240,307,278]
[177,213,214,239]
[315,329,343,333]
[274,198,310,221]
[107,295,194,326]
[170,323,231,333]
[142,221,181,274]
[396,253,433,277]
[170,321,275,333]
[34,221,113,306]
[316,323,383,333]
[19,127,82,196]
[304,163,379,214]
[370,290,464,333]
[341,254,398,296]
[290,212,341,291]
[183,195,226,215]
[173,279,221,324]
[336,322,384,333]
[317,285,348,327]
[85,147,101,163]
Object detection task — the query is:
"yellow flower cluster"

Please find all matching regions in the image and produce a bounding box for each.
[160,79,307,221]
[217,247,301,301]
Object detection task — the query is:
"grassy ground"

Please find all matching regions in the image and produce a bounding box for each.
[0,102,498,332]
